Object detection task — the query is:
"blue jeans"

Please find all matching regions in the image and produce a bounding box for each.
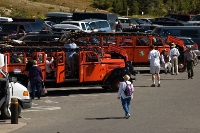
[121,97,131,116]
[31,81,42,99]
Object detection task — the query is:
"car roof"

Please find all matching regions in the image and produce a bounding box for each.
[118,17,131,19]
[140,18,153,19]
[82,19,107,22]
[176,37,192,39]
[45,12,73,17]
[51,24,81,29]
[156,26,200,28]
[0,17,13,22]
[61,21,88,23]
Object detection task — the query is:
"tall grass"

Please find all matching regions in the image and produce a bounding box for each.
[0,0,95,18]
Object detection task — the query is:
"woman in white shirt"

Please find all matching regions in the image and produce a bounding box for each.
[117,75,134,119]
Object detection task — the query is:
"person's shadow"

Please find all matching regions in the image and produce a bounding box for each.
[85,117,125,120]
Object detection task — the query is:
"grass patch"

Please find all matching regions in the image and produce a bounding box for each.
[0,0,95,18]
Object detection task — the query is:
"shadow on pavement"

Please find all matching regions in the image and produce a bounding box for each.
[134,86,151,87]
[161,78,187,80]
[45,88,114,97]
[85,117,125,120]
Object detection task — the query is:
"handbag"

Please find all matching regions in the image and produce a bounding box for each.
[27,81,32,93]
[41,82,47,96]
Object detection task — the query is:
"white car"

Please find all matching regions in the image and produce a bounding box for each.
[0,54,32,119]
[60,21,98,33]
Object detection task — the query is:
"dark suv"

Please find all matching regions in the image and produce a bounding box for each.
[0,22,43,41]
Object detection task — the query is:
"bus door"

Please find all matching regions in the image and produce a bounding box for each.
[79,51,107,82]
[56,52,65,83]
[133,37,150,63]
[5,52,27,73]
[36,52,46,81]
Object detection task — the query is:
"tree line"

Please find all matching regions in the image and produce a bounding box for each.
[92,0,200,16]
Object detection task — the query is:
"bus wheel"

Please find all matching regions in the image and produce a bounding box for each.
[110,76,124,92]
[178,63,186,72]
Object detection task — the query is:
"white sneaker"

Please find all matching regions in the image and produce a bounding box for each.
[126,113,131,119]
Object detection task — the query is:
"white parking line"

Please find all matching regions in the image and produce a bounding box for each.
[22,106,61,112]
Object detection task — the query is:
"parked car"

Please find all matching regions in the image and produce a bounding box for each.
[60,21,98,33]
[51,24,81,35]
[45,12,73,24]
[0,55,32,119]
[0,22,43,42]
[140,18,154,23]
[72,12,118,31]
[12,18,51,30]
[164,14,195,22]
[81,19,111,32]
[0,17,13,23]
[177,37,200,60]
[151,26,200,49]
[118,17,138,29]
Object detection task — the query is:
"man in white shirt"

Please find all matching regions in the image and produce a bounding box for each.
[148,45,161,87]
[169,43,180,75]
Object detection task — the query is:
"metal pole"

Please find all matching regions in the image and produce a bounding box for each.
[11,98,18,124]
[5,55,8,72]
[127,8,128,17]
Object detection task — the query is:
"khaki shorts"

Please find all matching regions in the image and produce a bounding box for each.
[150,66,160,74]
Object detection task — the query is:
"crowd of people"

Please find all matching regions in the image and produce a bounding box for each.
[117,43,197,119]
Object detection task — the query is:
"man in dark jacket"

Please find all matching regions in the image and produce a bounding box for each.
[29,60,43,100]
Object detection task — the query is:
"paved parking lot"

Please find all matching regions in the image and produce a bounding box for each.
[1,65,200,133]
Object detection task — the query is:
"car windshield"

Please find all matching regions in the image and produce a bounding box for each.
[191,15,200,21]
[181,38,196,50]
[182,38,195,45]
[151,28,161,35]
[134,18,145,24]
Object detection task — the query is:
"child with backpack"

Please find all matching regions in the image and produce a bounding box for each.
[117,74,134,119]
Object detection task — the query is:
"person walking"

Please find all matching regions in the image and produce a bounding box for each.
[169,43,180,75]
[160,49,171,74]
[148,45,161,87]
[29,60,43,100]
[184,46,197,79]
[117,75,134,119]
[64,38,78,76]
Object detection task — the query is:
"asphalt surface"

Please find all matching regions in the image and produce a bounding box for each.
[1,65,200,133]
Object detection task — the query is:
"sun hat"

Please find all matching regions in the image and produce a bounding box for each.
[171,43,176,47]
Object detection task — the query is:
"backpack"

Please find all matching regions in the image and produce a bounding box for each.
[124,81,133,96]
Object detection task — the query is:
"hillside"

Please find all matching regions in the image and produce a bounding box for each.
[0,0,95,18]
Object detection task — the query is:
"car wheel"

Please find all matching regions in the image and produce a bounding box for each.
[1,103,11,119]
[1,102,22,119]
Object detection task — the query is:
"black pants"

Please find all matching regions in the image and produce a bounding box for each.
[187,60,194,78]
